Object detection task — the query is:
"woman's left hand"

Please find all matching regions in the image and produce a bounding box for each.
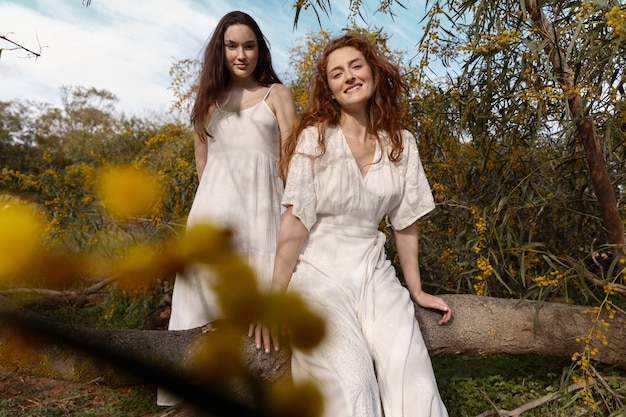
[413,291,452,325]
[248,321,280,354]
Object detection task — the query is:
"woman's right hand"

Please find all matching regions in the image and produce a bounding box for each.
[250,207,309,353]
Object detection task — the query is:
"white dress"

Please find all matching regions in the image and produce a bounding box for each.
[283,126,448,417]
[158,85,283,406]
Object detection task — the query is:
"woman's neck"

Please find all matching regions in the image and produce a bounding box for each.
[220,79,266,111]
[228,76,261,91]
[340,112,370,144]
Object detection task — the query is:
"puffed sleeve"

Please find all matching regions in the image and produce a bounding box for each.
[281,126,321,230]
[388,130,436,230]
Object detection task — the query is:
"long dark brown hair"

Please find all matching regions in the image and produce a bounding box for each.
[279,35,408,179]
[191,11,282,142]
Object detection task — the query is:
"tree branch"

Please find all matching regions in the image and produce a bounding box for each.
[475,377,625,417]
[0,277,117,307]
[0,34,42,59]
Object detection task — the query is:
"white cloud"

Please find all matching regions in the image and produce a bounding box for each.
[0,0,430,115]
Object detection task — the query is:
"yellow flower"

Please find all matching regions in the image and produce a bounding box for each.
[0,197,45,280]
[175,223,233,265]
[263,292,326,351]
[96,166,160,219]
[212,253,263,324]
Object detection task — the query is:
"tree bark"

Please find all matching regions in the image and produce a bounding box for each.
[0,294,288,417]
[523,0,626,251]
[2,294,625,385]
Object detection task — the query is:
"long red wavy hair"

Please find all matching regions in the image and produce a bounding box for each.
[279,35,408,180]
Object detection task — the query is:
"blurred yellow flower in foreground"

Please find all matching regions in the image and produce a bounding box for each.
[190,328,242,388]
[212,253,263,324]
[263,292,326,351]
[175,223,233,265]
[114,244,164,292]
[97,166,160,219]
[104,222,233,293]
[0,197,45,280]
[266,380,323,417]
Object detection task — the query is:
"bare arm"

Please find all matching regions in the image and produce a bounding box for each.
[394,222,451,325]
[270,205,309,293]
[253,205,309,352]
[194,133,207,181]
[249,87,297,352]
[266,83,297,157]
[194,106,216,181]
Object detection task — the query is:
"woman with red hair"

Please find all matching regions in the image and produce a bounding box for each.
[257,35,451,416]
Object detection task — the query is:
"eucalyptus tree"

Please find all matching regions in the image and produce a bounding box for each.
[437,0,626,251]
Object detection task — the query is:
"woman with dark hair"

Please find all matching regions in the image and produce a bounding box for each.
[190,10,285,138]
[258,35,450,416]
[158,10,296,407]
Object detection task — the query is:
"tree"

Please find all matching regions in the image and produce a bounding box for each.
[521,0,625,251]
[431,0,625,254]
[0,91,194,255]
[0,101,39,172]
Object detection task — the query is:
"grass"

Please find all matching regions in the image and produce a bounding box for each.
[32,287,162,330]
[433,355,626,416]
[2,353,625,416]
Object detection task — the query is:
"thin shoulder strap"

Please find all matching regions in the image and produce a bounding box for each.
[262,84,276,101]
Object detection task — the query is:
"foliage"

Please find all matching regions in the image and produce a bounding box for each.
[408,0,626,408]
[32,286,165,330]
[2,353,624,416]
[408,0,626,299]
[0,90,195,255]
[169,57,201,120]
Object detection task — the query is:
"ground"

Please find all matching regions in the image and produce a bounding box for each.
[0,366,161,417]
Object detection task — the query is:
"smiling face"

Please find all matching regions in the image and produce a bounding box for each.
[326,46,375,113]
[223,24,259,80]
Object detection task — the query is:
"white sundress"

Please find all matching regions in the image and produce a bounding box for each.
[158,85,283,406]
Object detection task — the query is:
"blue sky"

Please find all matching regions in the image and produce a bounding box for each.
[0,0,431,115]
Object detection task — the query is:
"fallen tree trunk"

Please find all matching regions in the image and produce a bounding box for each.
[0,294,287,417]
[419,295,625,368]
[1,294,624,405]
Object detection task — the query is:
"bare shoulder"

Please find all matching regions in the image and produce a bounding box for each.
[267,84,294,106]
[207,104,217,118]
[265,84,296,125]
